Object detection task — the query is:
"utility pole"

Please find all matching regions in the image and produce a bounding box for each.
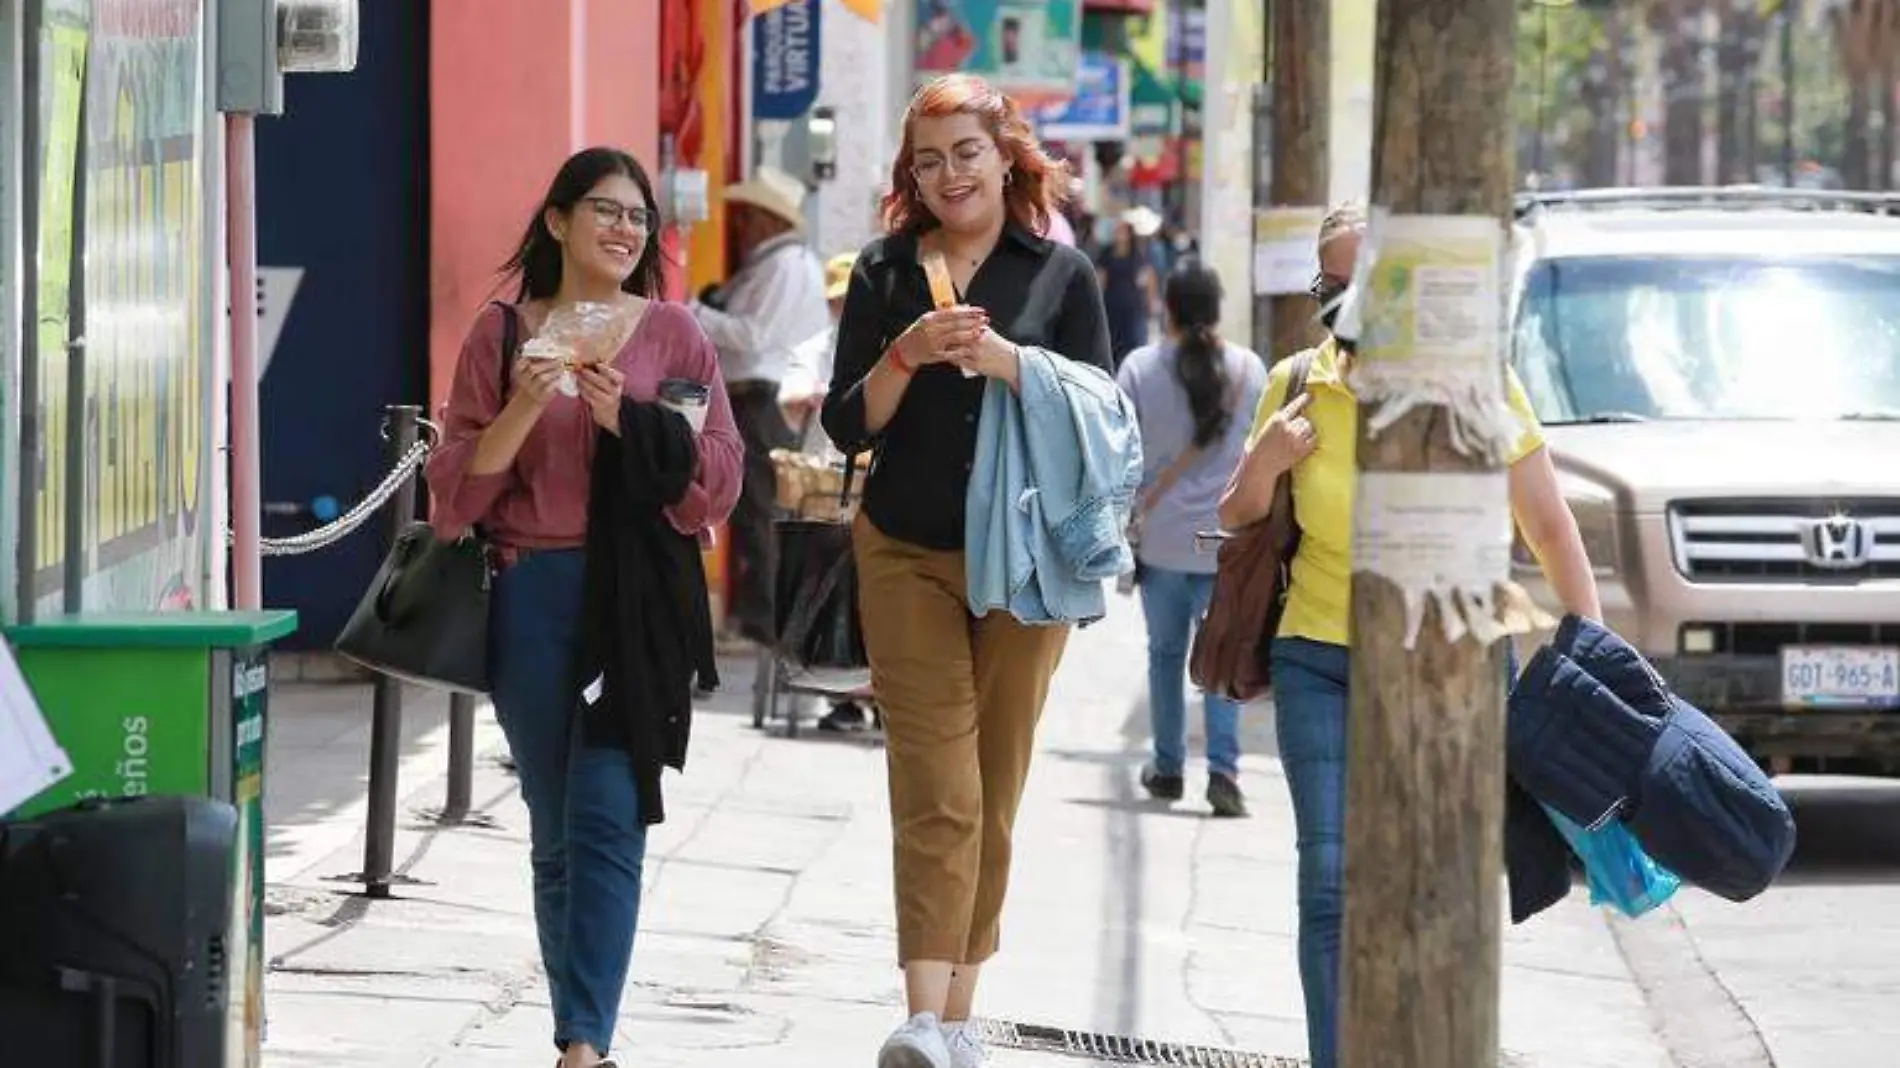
[1340,0,1516,1065]
[1781,0,1796,185]
[1253,0,1330,364]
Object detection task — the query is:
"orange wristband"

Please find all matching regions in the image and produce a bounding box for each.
[885,345,916,377]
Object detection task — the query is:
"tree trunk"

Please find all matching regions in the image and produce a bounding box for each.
[1342,1,1514,1066]
[1716,0,1754,183]
[1263,0,1330,363]
[1658,0,1708,185]
[1582,5,1622,187]
[1880,73,1897,191]
[1847,76,1872,189]
[1741,48,1760,181]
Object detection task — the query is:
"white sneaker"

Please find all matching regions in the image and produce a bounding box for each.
[944,1022,989,1068]
[878,1012,951,1068]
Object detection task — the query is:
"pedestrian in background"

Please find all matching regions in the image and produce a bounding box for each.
[1096,214,1158,368]
[822,72,1112,1068]
[427,148,743,1068]
[778,250,858,456]
[1216,202,1602,1068]
[1116,257,1266,819]
[691,166,830,648]
[779,250,880,734]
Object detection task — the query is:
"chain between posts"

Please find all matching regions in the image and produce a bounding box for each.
[237,418,438,556]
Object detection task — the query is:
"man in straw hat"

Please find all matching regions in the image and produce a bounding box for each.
[692,166,830,647]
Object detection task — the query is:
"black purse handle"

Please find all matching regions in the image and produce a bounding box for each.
[494,301,520,393]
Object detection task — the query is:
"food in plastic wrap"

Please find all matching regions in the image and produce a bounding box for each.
[921,251,978,377]
[923,251,957,309]
[521,300,643,397]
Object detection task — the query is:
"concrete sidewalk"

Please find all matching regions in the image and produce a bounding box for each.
[258,599,1672,1067]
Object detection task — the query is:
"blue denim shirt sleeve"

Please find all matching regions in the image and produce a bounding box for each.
[965,347,1144,625]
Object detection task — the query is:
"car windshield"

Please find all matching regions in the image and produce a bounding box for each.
[1512,254,1900,422]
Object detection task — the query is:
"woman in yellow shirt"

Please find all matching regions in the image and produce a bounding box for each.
[1217,203,1603,1068]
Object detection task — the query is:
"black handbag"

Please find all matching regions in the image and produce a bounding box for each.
[333,303,520,694]
[771,452,868,671]
[334,521,494,693]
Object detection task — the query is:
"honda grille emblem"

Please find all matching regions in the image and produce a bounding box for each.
[1804,515,1873,570]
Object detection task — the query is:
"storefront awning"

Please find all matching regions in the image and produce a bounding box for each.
[750,0,880,23]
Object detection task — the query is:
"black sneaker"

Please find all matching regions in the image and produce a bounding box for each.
[818,702,869,733]
[1207,773,1249,818]
[1140,764,1185,801]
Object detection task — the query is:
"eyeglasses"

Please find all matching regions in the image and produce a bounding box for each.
[582,197,657,231]
[1309,272,1350,302]
[910,141,997,185]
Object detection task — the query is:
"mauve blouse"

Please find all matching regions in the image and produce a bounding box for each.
[426,300,744,549]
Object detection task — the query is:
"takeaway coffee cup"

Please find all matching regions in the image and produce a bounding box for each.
[658,378,711,433]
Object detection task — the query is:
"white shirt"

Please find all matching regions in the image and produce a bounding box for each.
[691,232,829,386]
[780,322,835,408]
[780,322,842,458]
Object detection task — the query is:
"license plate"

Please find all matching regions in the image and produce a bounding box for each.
[1781,646,1900,708]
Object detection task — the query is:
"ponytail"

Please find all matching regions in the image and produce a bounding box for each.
[1164,259,1232,448]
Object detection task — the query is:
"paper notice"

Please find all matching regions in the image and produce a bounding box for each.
[0,641,72,817]
[1355,212,1503,375]
[1353,472,1513,648]
[1251,206,1326,295]
[1343,210,1518,460]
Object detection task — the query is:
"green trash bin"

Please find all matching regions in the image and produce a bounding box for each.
[3,609,299,1067]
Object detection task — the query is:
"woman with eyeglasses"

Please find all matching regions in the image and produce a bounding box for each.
[1218,202,1602,1068]
[427,147,743,1068]
[821,73,1112,1068]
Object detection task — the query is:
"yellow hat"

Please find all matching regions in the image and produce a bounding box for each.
[825,252,857,301]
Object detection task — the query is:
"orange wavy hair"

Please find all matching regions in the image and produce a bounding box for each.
[882,73,1070,237]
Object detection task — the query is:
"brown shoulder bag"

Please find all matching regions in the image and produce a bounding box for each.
[1188,350,1315,702]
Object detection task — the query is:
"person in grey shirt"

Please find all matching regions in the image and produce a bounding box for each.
[1115,258,1268,818]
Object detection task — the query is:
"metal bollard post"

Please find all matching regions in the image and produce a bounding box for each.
[360,405,423,897]
[442,692,475,822]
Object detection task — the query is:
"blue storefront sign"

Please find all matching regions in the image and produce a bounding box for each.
[752,0,822,121]
[1034,53,1129,142]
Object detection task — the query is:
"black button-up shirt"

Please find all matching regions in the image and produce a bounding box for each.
[821,223,1113,550]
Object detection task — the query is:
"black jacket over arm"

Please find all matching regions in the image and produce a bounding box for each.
[579,398,717,826]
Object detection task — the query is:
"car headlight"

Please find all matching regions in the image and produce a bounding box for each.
[1513,471,1619,576]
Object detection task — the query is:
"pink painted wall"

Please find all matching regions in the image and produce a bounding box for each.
[428,0,661,417]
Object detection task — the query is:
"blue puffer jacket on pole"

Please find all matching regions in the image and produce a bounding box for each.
[1506,615,1798,920]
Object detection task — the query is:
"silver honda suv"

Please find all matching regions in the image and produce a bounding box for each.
[1509,187,1900,774]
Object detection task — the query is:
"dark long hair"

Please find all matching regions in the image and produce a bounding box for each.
[1165,258,1231,448]
[502,147,666,301]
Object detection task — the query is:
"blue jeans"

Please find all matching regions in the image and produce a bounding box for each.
[490,549,648,1055]
[1139,566,1241,778]
[1269,636,1516,1068]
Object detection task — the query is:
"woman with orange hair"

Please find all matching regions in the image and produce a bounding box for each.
[821,74,1113,1068]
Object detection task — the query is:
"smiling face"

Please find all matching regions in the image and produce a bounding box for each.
[548,172,652,292]
[907,112,1010,235]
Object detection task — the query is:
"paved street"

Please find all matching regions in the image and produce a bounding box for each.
[258,598,1900,1067]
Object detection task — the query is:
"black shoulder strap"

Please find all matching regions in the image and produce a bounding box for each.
[494,301,520,394]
